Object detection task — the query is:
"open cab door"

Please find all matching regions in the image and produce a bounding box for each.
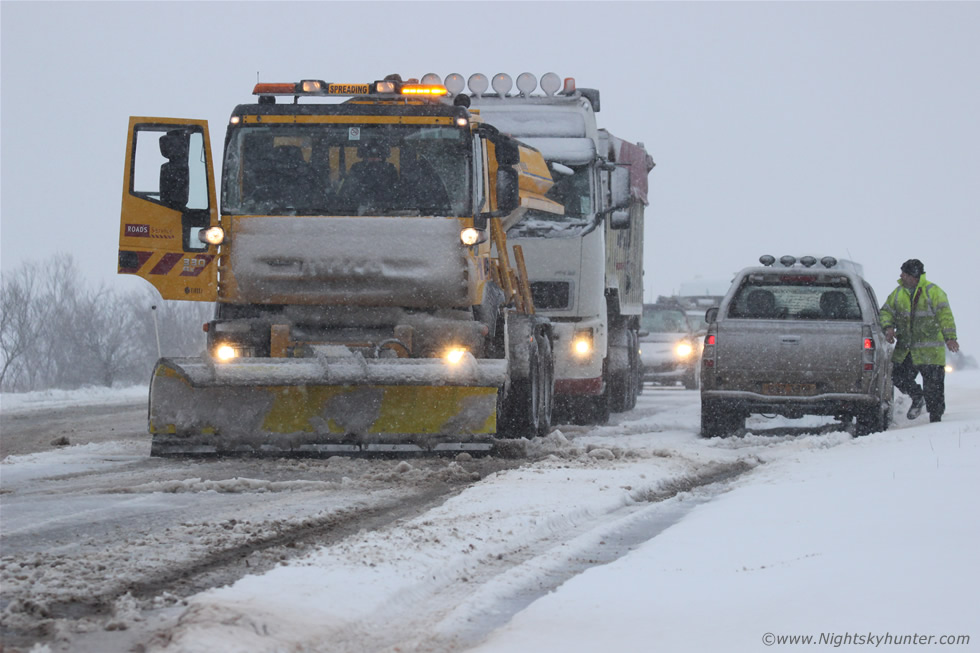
[118,117,219,301]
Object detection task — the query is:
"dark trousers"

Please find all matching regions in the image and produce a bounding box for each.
[892,353,945,418]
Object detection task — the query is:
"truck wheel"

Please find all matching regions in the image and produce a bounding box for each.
[626,329,640,410]
[587,384,611,425]
[499,341,542,437]
[608,325,637,414]
[535,335,554,437]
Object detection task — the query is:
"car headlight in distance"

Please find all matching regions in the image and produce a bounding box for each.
[215,344,238,361]
[945,364,954,373]
[675,342,694,358]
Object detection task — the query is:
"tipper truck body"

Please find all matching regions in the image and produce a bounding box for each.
[461,72,655,423]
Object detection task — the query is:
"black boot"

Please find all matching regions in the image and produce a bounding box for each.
[907,395,926,420]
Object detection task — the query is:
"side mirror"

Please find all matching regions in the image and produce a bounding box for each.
[609,209,630,230]
[638,329,650,338]
[705,307,719,324]
[494,138,520,166]
[609,166,631,211]
[496,167,520,214]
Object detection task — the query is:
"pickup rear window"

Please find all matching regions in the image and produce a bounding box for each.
[728,279,861,320]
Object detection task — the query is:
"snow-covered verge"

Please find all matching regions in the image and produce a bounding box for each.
[0,385,149,415]
[141,373,980,653]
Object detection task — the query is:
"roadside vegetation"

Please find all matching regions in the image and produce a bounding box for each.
[0,255,210,392]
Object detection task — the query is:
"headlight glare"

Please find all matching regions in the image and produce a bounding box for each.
[445,347,467,365]
[215,344,238,361]
[460,227,486,246]
[572,329,594,357]
[201,226,225,245]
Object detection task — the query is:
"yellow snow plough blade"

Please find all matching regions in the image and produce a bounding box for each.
[148,350,507,456]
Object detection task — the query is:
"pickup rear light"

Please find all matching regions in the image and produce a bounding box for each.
[864,338,874,350]
[702,333,716,368]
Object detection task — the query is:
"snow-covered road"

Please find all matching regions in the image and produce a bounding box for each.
[2,374,979,653]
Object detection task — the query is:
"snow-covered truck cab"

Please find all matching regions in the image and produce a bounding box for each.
[460,73,655,424]
[118,76,562,455]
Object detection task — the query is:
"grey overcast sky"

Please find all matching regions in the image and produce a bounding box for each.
[2,1,978,346]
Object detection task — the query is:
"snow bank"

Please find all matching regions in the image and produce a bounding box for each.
[0,385,148,414]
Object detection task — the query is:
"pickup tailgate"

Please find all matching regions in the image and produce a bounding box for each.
[716,320,866,394]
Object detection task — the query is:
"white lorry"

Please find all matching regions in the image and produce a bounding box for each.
[447,72,655,423]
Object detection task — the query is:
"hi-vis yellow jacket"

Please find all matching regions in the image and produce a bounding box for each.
[880,275,957,366]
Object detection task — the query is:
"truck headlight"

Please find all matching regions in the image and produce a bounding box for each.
[215,344,238,361]
[572,329,593,357]
[460,228,486,246]
[200,226,225,245]
[675,342,694,358]
[444,347,467,365]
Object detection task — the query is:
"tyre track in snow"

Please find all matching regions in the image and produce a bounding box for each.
[0,446,522,649]
[277,458,757,653]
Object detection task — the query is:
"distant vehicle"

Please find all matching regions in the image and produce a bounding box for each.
[639,303,701,389]
[946,350,978,373]
[700,255,893,437]
[658,278,730,339]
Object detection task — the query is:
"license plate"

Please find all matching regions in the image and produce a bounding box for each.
[762,382,816,396]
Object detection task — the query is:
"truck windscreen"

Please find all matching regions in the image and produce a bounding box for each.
[509,164,593,237]
[222,125,470,216]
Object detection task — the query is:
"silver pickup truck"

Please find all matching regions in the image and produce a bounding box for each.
[700,255,893,437]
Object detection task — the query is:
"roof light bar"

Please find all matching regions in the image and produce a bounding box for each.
[401,84,448,96]
[253,82,300,95]
[799,256,816,268]
[759,255,776,266]
[252,78,447,99]
[779,255,797,267]
[821,256,838,268]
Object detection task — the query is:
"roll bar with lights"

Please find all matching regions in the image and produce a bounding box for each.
[759,255,839,269]
[430,72,600,112]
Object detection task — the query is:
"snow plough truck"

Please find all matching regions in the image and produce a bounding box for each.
[117,75,563,455]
